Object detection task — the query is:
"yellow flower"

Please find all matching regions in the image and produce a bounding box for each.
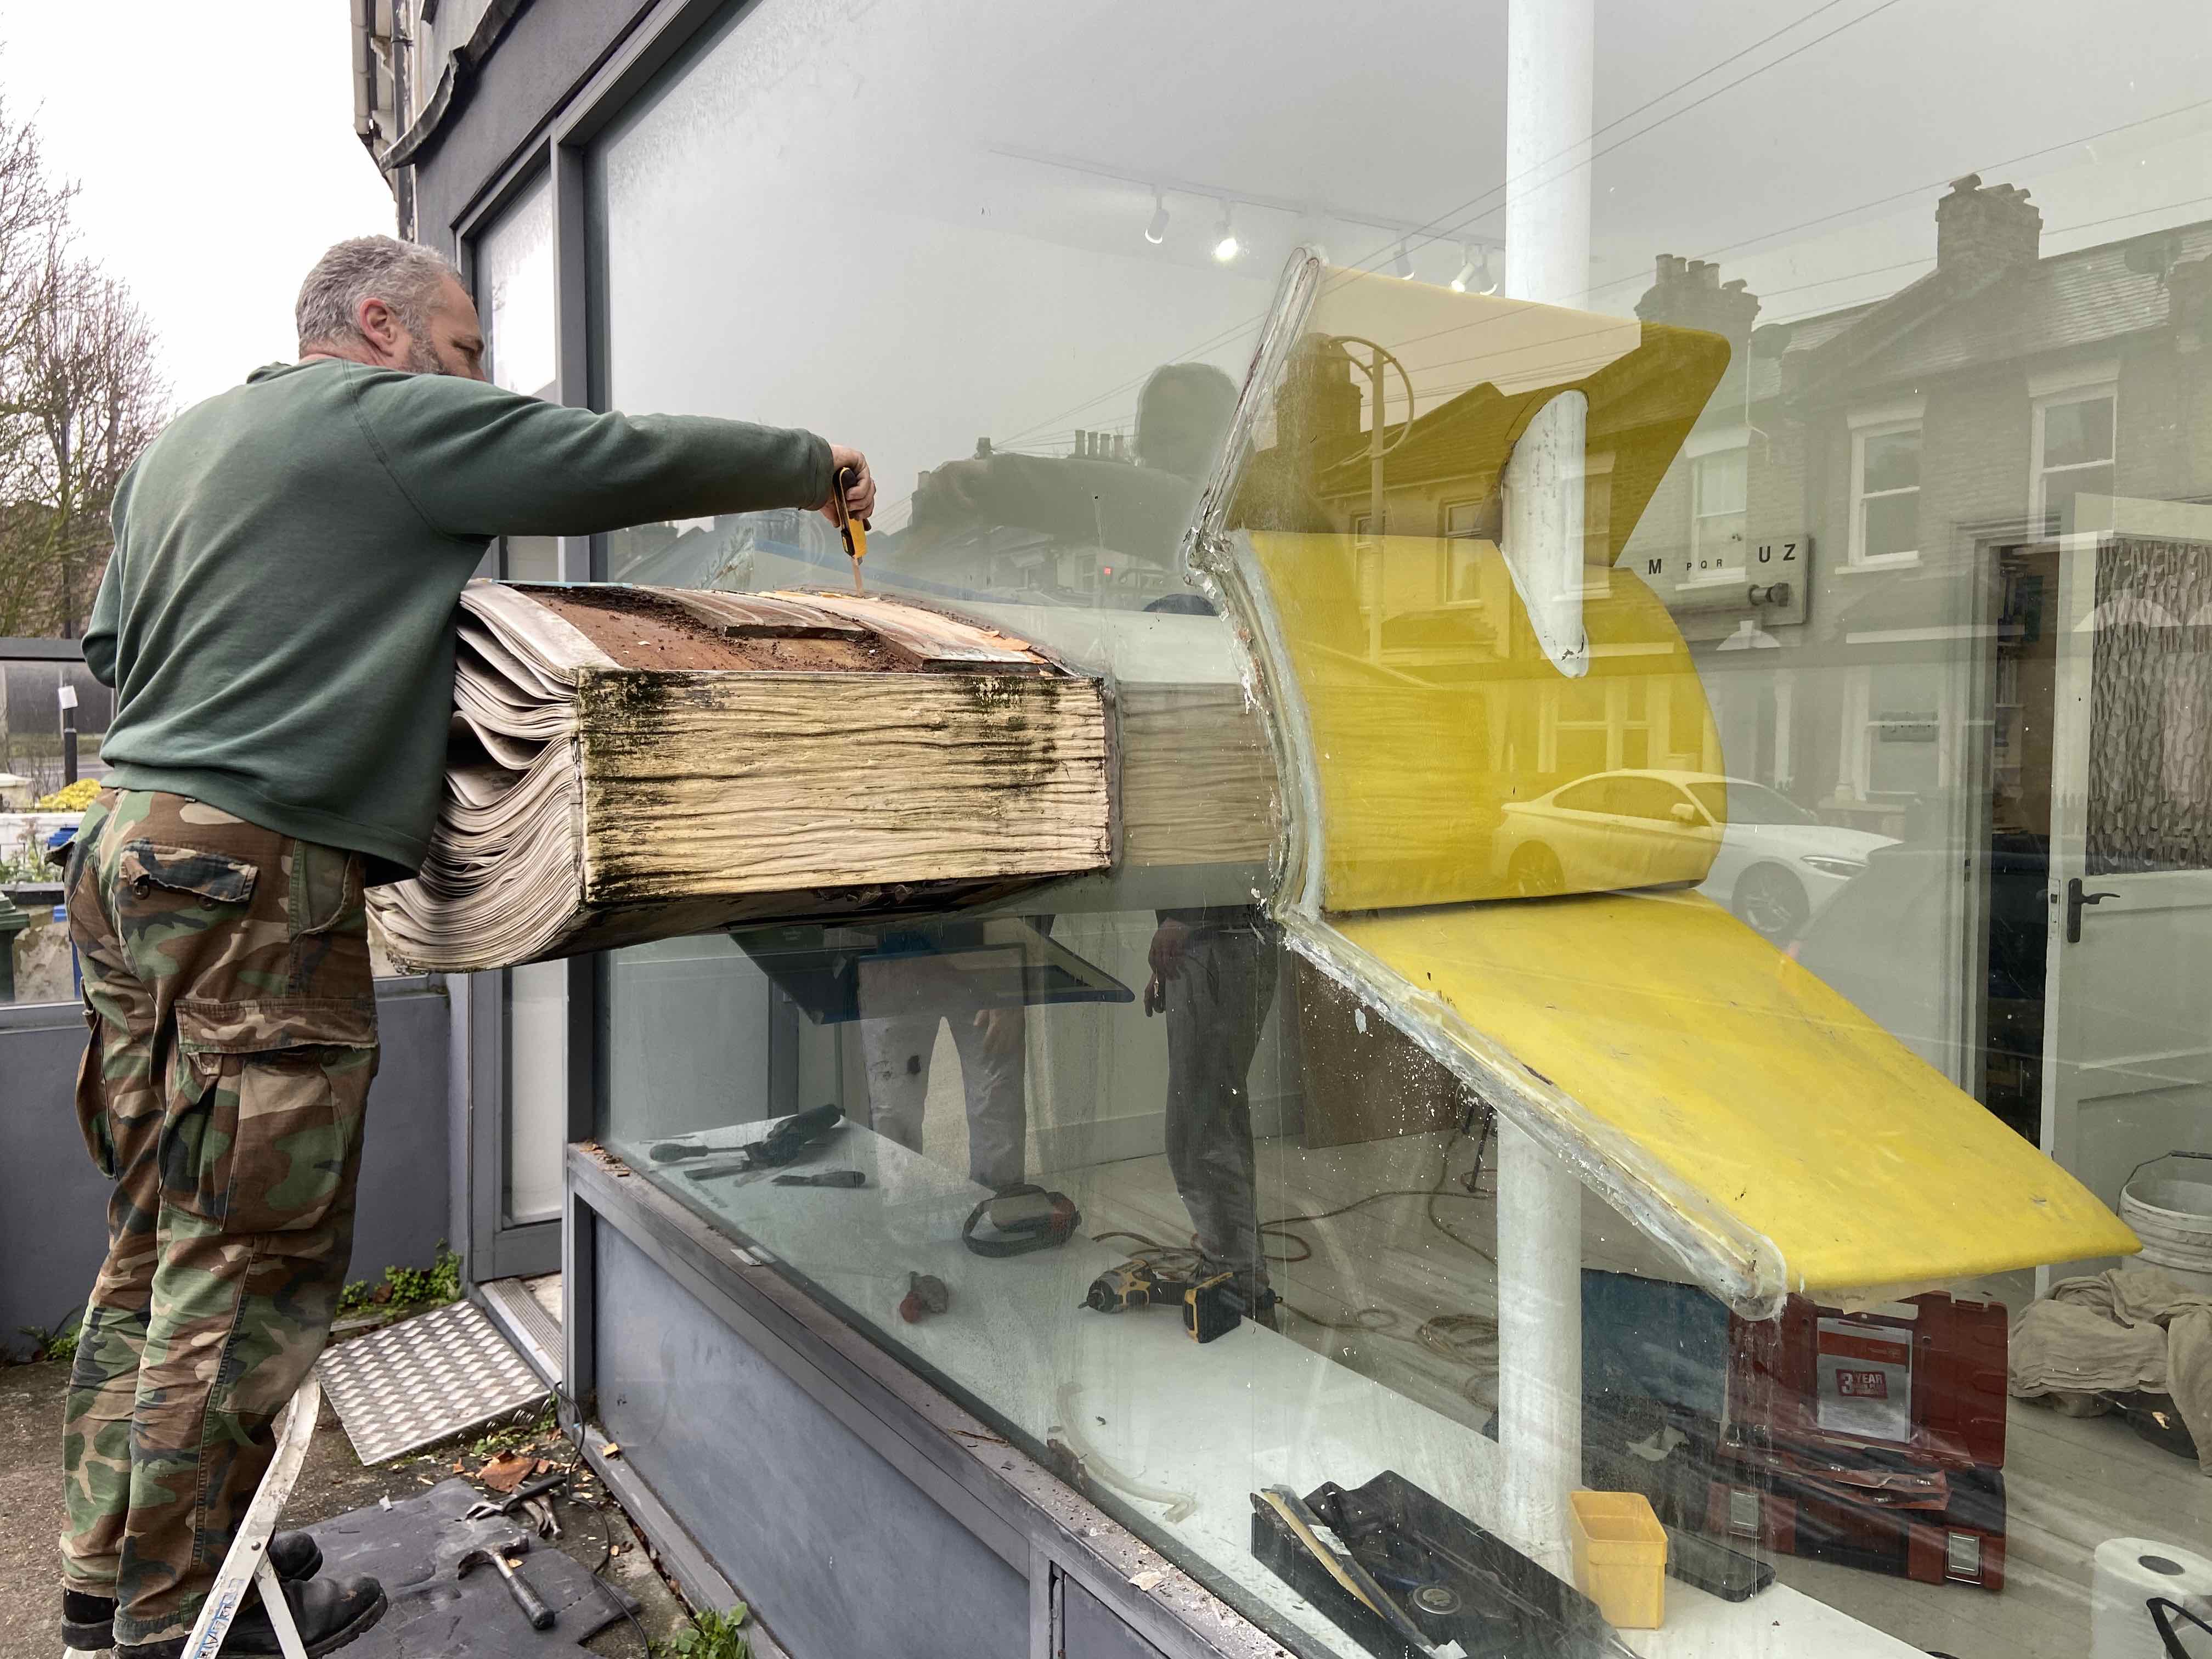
[35,778,100,812]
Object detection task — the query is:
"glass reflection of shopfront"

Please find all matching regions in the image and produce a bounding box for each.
[570,4,2212,1657]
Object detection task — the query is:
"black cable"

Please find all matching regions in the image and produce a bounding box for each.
[545,1378,660,1656]
[1262,1103,1496,1267]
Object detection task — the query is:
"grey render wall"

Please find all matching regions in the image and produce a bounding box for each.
[0,979,454,1358]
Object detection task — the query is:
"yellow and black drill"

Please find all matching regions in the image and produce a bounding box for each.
[1081,1258,1243,1344]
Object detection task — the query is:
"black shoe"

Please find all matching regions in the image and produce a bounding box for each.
[64,1534,327,1650]
[215,1574,388,1657]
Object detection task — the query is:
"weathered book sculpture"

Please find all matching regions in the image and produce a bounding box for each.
[368,582,1113,972]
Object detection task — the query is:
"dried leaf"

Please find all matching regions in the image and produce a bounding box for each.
[1128,1568,1169,1593]
[480,1451,535,1493]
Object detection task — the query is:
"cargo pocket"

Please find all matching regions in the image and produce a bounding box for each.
[75,1007,117,1178]
[170,996,377,1234]
[117,842,259,906]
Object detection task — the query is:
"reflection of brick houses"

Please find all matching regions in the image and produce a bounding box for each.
[1630,176,2212,833]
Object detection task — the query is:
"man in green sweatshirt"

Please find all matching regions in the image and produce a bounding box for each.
[58,235,873,1658]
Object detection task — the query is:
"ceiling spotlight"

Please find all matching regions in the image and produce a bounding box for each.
[1212,202,1240,264]
[1145,190,1169,246]
[1477,249,1502,295]
[1392,241,1414,280]
[1449,244,1478,292]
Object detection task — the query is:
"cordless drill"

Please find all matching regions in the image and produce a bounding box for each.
[1080,1258,1243,1344]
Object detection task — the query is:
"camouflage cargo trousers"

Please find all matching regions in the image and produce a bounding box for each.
[59,789,377,1648]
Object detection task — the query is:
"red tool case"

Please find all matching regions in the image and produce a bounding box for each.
[1708,1291,2009,1591]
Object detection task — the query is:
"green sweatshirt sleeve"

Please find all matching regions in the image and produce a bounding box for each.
[348,366,834,540]
[84,507,124,686]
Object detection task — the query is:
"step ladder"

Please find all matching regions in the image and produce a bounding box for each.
[176,1374,322,1659]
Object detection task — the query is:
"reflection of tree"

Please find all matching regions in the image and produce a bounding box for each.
[0,97,168,638]
[890,364,1243,607]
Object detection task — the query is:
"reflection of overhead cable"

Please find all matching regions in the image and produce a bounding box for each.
[1750,192,2212,328]
[983,98,2212,468]
[1577,97,2212,308]
[1329,0,1892,281]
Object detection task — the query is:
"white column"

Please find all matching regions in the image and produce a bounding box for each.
[1497,0,1594,1569]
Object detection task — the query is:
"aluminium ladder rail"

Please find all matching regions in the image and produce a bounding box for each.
[174,1374,321,1659]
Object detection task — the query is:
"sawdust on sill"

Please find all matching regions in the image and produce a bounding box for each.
[537,584,920,672]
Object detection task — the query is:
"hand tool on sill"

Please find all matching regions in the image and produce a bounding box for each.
[1081,1256,1243,1344]
[456,1535,557,1631]
[653,1103,844,1172]
[524,1496,561,1541]
[1250,1470,1627,1659]
[832,463,870,593]
[465,1469,569,1523]
[775,1168,867,1187]
[898,1272,951,1323]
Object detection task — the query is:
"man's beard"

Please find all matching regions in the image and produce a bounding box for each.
[401,338,447,375]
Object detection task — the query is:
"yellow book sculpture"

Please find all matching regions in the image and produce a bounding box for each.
[1195,258,2136,1314]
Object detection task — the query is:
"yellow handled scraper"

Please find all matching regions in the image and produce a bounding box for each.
[833,464,869,592]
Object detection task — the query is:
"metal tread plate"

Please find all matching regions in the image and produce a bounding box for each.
[318,1301,551,1465]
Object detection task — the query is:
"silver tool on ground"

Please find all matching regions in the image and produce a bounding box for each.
[457,1534,557,1631]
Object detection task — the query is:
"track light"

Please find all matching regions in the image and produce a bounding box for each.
[1212,202,1240,263]
[1392,242,1414,280]
[1477,248,1501,295]
[1145,190,1169,246]
[1449,244,1478,292]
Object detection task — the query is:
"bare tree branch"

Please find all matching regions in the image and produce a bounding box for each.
[0,93,168,637]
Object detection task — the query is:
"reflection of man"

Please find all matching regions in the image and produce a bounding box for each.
[1146,902,1280,1321]
[857,929,1027,1190]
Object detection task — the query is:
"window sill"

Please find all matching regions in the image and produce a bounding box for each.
[1837,556,1924,575]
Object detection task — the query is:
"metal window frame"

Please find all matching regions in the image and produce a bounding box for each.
[438,4,734,1305]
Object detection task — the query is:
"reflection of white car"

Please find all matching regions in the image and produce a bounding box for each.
[1493,770,1895,942]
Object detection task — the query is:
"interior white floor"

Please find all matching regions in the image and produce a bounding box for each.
[1031,1120,2212,1659]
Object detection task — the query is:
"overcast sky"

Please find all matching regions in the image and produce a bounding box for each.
[0,2,396,413]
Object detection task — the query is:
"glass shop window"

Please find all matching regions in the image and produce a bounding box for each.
[476,171,560,584]
[582,3,2212,1657]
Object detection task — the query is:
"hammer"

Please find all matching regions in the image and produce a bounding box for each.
[456,1535,556,1630]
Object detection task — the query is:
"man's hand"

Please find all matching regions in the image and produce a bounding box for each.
[1148,919,1192,982]
[821,444,877,524]
[1143,919,1193,1018]
[972,1006,1023,1064]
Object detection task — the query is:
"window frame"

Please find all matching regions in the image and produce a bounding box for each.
[2030,384,2118,533]
[1438,498,1491,605]
[1848,416,1925,569]
[1689,445,1750,578]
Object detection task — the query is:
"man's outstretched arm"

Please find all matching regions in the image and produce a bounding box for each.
[352,368,872,541]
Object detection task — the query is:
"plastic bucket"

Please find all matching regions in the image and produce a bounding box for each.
[2120,1155,2212,1294]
